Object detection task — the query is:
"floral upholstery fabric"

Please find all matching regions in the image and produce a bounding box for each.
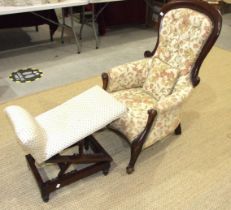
[143,57,179,100]
[143,108,180,148]
[109,74,192,147]
[156,74,193,113]
[107,59,150,93]
[110,88,157,141]
[106,8,213,148]
[154,8,213,72]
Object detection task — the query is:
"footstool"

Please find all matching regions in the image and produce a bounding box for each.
[5,85,126,202]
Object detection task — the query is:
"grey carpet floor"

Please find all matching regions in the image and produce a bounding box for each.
[0,13,230,103]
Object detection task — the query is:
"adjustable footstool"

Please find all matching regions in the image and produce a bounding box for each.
[5,86,126,202]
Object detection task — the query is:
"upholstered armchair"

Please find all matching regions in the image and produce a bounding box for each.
[102,0,222,174]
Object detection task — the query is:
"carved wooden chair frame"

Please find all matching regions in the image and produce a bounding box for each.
[102,0,222,174]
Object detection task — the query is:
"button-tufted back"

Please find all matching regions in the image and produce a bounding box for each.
[143,8,214,100]
[154,8,213,74]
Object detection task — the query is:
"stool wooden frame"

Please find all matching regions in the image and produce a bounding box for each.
[26,135,112,202]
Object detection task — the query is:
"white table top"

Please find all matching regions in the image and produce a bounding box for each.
[89,0,123,3]
[0,0,88,15]
[0,0,124,15]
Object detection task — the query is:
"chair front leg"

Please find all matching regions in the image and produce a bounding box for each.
[102,72,109,90]
[127,140,144,174]
[126,109,157,174]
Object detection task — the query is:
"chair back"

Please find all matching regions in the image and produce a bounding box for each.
[144,0,222,87]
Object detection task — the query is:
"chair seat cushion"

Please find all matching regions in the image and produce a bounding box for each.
[110,88,157,141]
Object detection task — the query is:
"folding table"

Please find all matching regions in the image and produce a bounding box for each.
[0,0,89,53]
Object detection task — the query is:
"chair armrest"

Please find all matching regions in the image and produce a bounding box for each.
[156,75,193,113]
[104,58,150,92]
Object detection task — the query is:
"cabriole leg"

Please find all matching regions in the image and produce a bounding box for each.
[126,141,143,174]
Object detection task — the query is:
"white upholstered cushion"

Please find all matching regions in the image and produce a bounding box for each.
[5,86,126,163]
[4,105,47,163]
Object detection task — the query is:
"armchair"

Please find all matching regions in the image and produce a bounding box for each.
[102,0,222,174]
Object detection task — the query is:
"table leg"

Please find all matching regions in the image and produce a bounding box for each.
[69,7,81,53]
[79,6,85,40]
[61,8,65,44]
[91,4,99,49]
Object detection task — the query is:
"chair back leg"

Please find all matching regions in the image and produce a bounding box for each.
[174,123,182,135]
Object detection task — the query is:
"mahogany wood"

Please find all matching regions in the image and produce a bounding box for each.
[126,109,157,174]
[26,135,112,202]
[102,72,109,91]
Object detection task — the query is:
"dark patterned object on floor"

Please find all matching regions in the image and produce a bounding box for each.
[9,68,43,83]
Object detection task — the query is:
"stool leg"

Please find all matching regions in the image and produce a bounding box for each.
[26,155,50,202]
[84,138,90,150]
[102,162,110,176]
[61,8,65,44]
[41,188,49,203]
